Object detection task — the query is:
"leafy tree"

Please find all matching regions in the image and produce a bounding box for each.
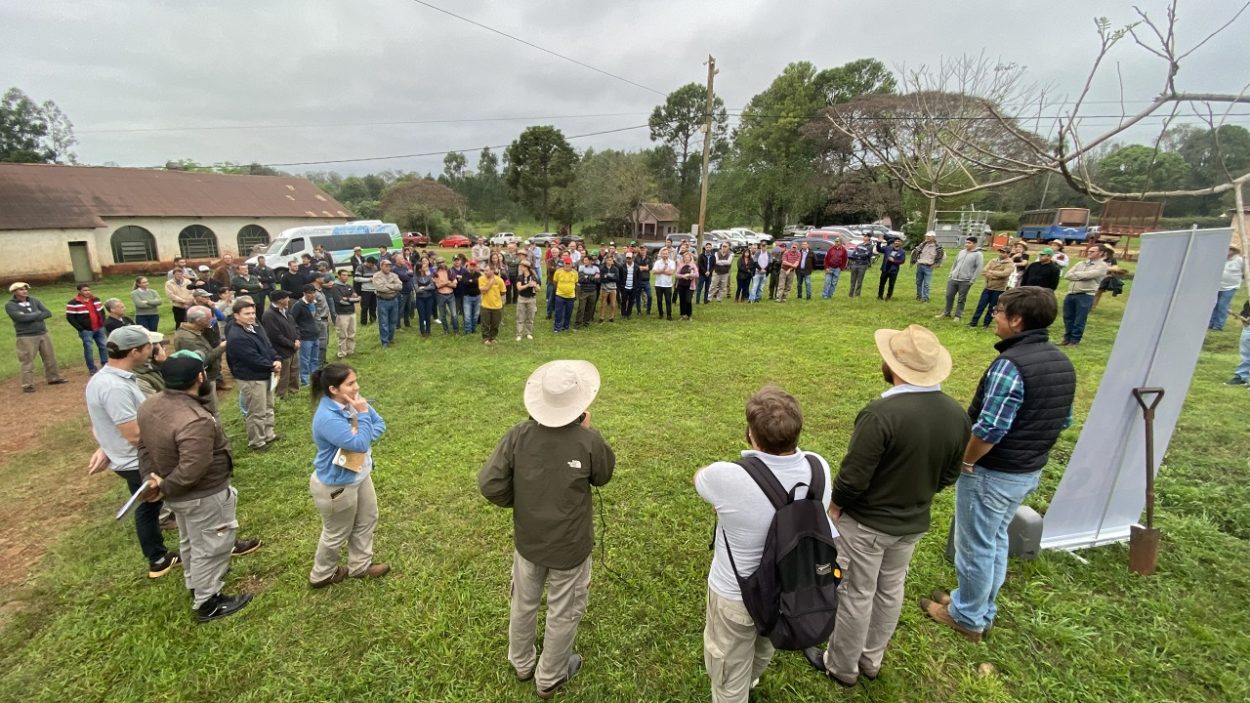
[380,178,466,235]
[1176,124,1250,214]
[815,58,896,105]
[649,83,728,224]
[0,87,77,163]
[442,151,467,183]
[1096,144,1191,196]
[504,126,578,230]
[575,149,656,233]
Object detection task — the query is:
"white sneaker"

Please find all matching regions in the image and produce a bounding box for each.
[516,336,522,341]
[953,316,962,322]
[526,334,533,340]
[434,319,441,324]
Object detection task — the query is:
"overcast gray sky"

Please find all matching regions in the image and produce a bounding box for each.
[2,0,1246,176]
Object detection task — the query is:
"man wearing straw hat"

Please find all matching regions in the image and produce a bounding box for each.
[802,325,969,687]
[478,361,615,699]
[922,286,1075,642]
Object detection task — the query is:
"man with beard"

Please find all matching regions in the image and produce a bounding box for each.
[138,352,261,622]
[172,305,228,417]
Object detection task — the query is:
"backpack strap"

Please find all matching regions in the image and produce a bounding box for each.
[804,454,825,504]
[734,457,790,511]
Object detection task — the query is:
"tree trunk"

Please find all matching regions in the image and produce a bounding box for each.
[542,187,549,231]
[926,196,937,232]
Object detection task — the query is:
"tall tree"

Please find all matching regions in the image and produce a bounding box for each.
[0,87,77,163]
[504,126,578,230]
[575,149,656,233]
[380,178,467,234]
[442,151,467,183]
[816,58,897,105]
[1096,144,1191,195]
[649,83,728,224]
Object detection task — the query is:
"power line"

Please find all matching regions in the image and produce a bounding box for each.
[405,0,665,96]
[79,112,649,135]
[261,122,653,167]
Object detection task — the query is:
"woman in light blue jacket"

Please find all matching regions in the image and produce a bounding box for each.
[307,363,389,588]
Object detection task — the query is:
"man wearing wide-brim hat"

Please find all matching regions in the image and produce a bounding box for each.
[478,360,615,699]
[5,281,67,393]
[802,325,970,686]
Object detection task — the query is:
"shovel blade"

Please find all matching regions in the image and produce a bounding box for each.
[1129,524,1161,576]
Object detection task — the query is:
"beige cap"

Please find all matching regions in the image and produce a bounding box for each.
[8,282,30,292]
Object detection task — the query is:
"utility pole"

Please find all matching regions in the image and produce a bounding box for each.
[696,55,717,248]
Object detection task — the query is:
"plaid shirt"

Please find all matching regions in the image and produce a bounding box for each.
[972,358,1074,445]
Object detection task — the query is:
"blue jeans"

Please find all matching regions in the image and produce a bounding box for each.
[949,467,1042,632]
[822,268,842,298]
[376,297,400,345]
[796,272,811,299]
[545,282,556,317]
[1062,292,1094,343]
[415,295,434,334]
[1209,288,1236,330]
[638,280,652,313]
[553,296,575,331]
[749,272,767,302]
[399,291,413,328]
[298,339,319,385]
[697,275,711,303]
[437,293,458,333]
[1235,325,1250,380]
[78,328,106,372]
[136,315,159,332]
[915,264,934,301]
[462,295,481,334]
[969,289,1003,327]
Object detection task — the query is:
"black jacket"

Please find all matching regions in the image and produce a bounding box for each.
[618,262,641,289]
[698,251,717,277]
[290,297,320,340]
[279,269,306,294]
[1021,261,1061,290]
[261,306,299,357]
[225,322,278,381]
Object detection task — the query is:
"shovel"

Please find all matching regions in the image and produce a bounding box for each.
[1129,387,1165,576]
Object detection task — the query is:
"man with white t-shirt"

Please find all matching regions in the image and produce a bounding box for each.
[695,385,833,702]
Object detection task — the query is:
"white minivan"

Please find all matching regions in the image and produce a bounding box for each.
[247,221,401,270]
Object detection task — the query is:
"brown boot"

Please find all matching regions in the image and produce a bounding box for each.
[351,563,390,579]
[310,566,348,589]
[929,590,992,639]
[919,597,982,642]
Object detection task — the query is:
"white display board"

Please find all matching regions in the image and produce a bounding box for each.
[1040,228,1233,551]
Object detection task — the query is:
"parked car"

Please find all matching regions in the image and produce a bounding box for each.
[705,230,744,252]
[529,233,559,246]
[788,237,837,269]
[439,234,472,248]
[805,227,856,242]
[489,232,520,246]
[402,231,430,247]
[781,225,812,238]
[559,234,585,247]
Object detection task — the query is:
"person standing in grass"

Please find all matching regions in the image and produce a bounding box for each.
[103,298,135,335]
[921,286,1075,642]
[711,242,734,302]
[676,250,699,320]
[968,246,1014,328]
[936,237,983,322]
[479,262,507,346]
[460,259,483,336]
[329,269,359,357]
[596,254,619,323]
[372,258,403,348]
[822,237,850,299]
[910,231,945,303]
[66,282,108,374]
[308,363,390,588]
[7,282,67,394]
[846,233,875,298]
[261,291,300,399]
[1209,243,1243,331]
[575,256,601,329]
[515,259,540,340]
[875,237,906,301]
[736,244,757,303]
[478,360,614,700]
[130,276,161,331]
[1020,248,1061,290]
[413,260,436,338]
[434,260,459,335]
[85,325,179,579]
[552,257,578,332]
[292,284,321,385]
[695,385,832,703]
[226,299,281,452]
[1059,245,1108,346]
[1225,301,1250,387]
[802,325,968,687]
[138,352,261,623]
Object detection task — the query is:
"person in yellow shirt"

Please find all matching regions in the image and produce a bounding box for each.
[479,264,508,346]
[552,257,579,333]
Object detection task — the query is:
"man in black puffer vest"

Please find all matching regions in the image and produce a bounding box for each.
[921,286,1075,642]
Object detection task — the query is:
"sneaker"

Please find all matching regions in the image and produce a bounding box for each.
[537,653,583,699]
[351,563,391,579]
[934,313,949,319]
[196,592,253,623]
[526,334,533,340]
[148,552,182,579]
[231,538,262,557]
[310,565,348,589]
[516,336,522,342]
[1226,376,1247,386]
[919,597,983,642]
[952,316,961,323]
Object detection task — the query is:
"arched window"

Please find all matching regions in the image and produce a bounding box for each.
[178,224,219,258]
[237,224,269,255]
[110,225,158,263]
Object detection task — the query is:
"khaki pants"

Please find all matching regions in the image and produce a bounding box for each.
[823,514,923,682]
[776,269,796,301]
[509,551,592,690]
[237,378,275,449]
[309,474,378,582]
[597,289,617,321]
[710,273,730,301]
[515,298,536,337]
[16,333,61,388]
[704,588,774,703]
[167,485,238,609]
[278,353,299,398]
[335,314,357,357]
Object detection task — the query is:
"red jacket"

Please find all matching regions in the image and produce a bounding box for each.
[66,295,105,332]
[824,245,849,271]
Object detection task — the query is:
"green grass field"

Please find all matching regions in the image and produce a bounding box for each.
[1,268,1248,703]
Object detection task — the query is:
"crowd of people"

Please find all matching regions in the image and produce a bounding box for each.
[0,222,1246,700]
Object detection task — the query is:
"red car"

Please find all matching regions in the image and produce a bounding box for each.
[439,234,472,248]
[403,231,430,247]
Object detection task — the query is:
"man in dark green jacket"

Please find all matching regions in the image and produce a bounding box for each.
[804,324,969,687]
[478,360,614,700]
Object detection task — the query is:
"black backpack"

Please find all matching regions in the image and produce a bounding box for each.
[722,455,841,650]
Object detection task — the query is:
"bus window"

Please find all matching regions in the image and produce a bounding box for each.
[282,237,307,256]
[1057,208,1089,227]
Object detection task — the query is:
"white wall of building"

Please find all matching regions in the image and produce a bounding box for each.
[96,216,347,264]
[0,227,103,277]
